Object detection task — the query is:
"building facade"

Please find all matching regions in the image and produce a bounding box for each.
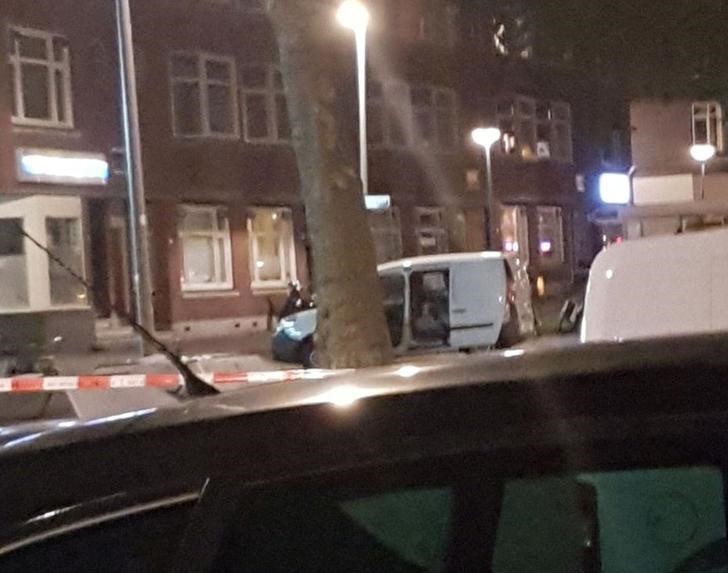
[0,0,590,347]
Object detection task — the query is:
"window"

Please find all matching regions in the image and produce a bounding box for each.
[498,97,572,162]
[0,500,192,571]
[415,207,448,255]
[537,206,564,263]
[240,66,291,143]
[411,270,450,345]
[0,219,29,309]
[411,86,458,150]
[692,101,724,152]
[368,208,402,263]
[418,1,459,48]
[179,205,233,291]
[247,208,296,290]
[501,205,529,266]
[379,273,405,347]
[46,218,86,305]
[8,27,73,128]
[170,52,238,137]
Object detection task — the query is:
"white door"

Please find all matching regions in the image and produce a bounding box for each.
[449,260,506,348]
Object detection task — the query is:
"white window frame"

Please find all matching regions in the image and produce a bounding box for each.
[240,65,291,144]
[536,205,565,264]
[179,204,234,292]
[415,207,449,254]
[247,207,297,291]
[9,26,74,128]
[170,51,239,139]
[692,101,724,152]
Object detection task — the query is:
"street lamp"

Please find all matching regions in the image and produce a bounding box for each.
[337,0,370,196]
[472,127,502,249]
[690,143,716,200]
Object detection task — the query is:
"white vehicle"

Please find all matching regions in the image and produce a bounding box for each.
[273,252,535,366]
[581,228,728,343]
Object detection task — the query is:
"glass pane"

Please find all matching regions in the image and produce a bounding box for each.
[173,82,202,135]
[183,236,216,284]
[217,237,228,283]
[207,84,233,134]
[0,219,28,309]
[255,235,282,282]
[205,59,230,82]
[52,37,68,62]
[244,94,269,139]
[273,70,284,90]
[240,66,267,88]
[414,110,435,145]
[46,218,86,306]
[21,63,51,120]
[8,63,18,117]
[54,69,66,123]
[182,210,214,233]
[537,207,563,261]
[493,467,726,573]
[436,110,456,148]
[17,35,48,59]
[213,486,452,571]
[275,94,291,140]
[171,54,198,78]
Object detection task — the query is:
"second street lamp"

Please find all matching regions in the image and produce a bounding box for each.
[337,0,370,197]
[690,143,716,200]
[472,127,502,249]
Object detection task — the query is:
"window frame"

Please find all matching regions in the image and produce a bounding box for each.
[178,204,234,292]
[692,101,724,152]
[240,65,291,145]
[247,207,297,292]
[536,205,565,264]
[169,51,239,139]
[415,207,449,255]
[8,26,74,129]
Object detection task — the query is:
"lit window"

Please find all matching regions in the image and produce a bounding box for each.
[415,207,448,255]
[179,205,233,291]
[8,27,73,128]
[46,218,86,305]
[498,97,571,162]
[501,205,529,266]
[170,52,238,138]
[241,66,291,144]
[247,208,296,290]
[537,206,564,263]
[0,219,29,309]
[692,101,724,152]
[368,208,403,263]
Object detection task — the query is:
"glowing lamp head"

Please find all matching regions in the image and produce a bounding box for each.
[471,127,502,149]
[690,144,716,163]
[336,0,370,32]
[599,172,631,205]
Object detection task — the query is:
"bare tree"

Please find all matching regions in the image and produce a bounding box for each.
[266,0,393,368]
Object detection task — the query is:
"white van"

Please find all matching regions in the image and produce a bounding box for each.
[273,252,535,366]
[581,228,728,343]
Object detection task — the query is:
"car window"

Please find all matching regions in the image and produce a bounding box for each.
[213,486,453,572]
[0,502,192,572]
[493,466,727,573]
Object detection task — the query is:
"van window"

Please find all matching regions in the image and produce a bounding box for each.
[493,466,727,573]
[379,274,405,347]
[410,270,450,346]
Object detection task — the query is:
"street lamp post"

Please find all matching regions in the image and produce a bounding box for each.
[690,144,716,200]
[337,0,370,196]
[472,127,502,249]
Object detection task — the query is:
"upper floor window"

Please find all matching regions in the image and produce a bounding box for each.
[415,207,449,255]
[240,66,291,144]
[369,82,459,152]
[8,27,73,128]
[170,52,238,138]
[692,101,724,152]
[498,97,572,163]
[418,1,459,48]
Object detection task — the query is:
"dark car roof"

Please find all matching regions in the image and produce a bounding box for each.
[3,333,728,457]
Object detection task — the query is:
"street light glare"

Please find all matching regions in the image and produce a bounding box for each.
[472,127,502,149]
[336,0,370,32]
[690,144,716,163]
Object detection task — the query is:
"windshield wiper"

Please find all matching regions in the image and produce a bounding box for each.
[13,222,219,398]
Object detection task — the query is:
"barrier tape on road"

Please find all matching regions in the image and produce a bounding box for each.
[0,369,339,394]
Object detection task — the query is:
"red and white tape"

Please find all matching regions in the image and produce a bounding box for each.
[0,369,338,393]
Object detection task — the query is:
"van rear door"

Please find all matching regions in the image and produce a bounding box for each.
[449,259,506,348]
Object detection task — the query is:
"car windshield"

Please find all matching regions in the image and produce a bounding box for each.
[2,0,728,569]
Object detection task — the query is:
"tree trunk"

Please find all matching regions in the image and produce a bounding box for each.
[266,0,393,368]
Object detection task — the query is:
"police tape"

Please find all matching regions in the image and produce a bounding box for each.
[0,369,340,393]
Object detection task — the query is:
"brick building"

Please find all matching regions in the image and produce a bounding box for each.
[0,0,591,347]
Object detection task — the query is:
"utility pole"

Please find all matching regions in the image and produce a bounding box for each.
[115,0,155,354]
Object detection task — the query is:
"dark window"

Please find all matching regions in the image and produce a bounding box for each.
[410,270,450,345]
[0,503,192,572]
[379,273,405,347]
[0,219,24,256]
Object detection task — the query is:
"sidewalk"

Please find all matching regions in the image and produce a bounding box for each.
[53,329,280,376]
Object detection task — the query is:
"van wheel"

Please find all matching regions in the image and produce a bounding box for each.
[498,304,521,348]
[300,338,318,368]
